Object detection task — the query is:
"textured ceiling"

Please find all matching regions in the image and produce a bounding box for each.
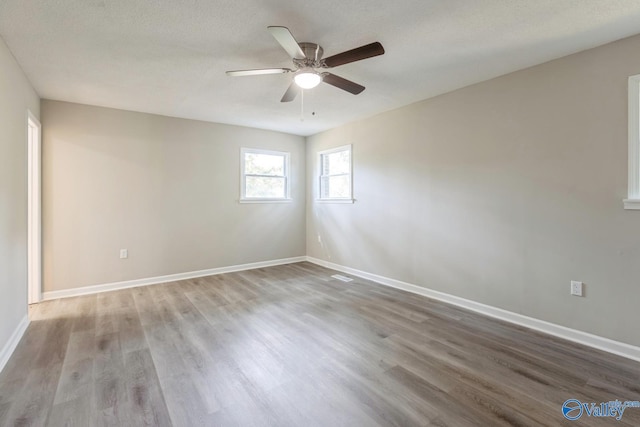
[2,1,640,136]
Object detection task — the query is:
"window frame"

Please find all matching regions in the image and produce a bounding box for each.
[317,144,354,203]
[240,147,291,203]
[625,75,640,209]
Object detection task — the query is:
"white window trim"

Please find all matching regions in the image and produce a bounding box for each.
[625,75,640,210]
[240,147,291,203]
[317,144,354,203]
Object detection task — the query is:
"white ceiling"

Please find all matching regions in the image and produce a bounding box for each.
[2,1,640,136]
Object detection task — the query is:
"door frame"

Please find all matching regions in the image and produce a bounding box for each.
[27,110,42,304]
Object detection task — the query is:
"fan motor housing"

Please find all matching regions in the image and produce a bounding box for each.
[298,42,323,61]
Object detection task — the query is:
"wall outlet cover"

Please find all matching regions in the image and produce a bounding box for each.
[570,281,583,297]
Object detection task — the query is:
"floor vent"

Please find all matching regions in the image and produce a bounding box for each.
[331,274,353,282]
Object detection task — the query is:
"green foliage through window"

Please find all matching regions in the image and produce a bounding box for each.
[319,145,352,199]
[241,149,290,200]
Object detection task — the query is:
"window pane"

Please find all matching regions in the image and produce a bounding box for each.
[323,150,350,175]
[245,153,284,176]
[245,176,285,198]
[321,175,350,198]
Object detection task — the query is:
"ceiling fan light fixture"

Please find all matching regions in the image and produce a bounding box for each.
[294,69,322,89]
[226,26,384,102]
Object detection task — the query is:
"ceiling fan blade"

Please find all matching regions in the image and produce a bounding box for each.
[280,82,299,102]
[322,73,365,95]
[226,68,292,77]
[267,26,306,59]
[323,42,385,68]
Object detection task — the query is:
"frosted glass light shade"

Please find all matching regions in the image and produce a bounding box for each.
[294,71,322,89]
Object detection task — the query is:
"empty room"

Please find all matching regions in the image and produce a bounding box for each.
[2,1,640,426]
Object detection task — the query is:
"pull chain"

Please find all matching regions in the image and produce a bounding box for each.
[300,89,304,121]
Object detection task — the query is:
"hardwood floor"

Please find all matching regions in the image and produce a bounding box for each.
[1,262,639,426]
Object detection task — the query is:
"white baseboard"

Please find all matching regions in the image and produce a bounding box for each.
[42,256,307,301]
[36,254,640,362]
[0,315,30,373]
[306,257,640,363]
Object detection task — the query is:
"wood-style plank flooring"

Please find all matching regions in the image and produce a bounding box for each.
[1,262,639,426]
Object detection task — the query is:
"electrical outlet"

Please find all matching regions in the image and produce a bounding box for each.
[570,281,583,297]
[120,249,128,259]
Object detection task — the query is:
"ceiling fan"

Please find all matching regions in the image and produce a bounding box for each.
[226,26,385,102]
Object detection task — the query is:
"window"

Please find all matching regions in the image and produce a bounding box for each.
[318,144,353,202]
[625,75,640,209]
[240,148,290,202]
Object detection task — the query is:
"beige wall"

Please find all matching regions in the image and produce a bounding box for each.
[0,37,40,352]
[42,101,305,292]
[307,34,640,347]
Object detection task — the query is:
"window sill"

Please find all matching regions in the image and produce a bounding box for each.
[316,198,355,204]
[623,199,640,210]
[239,198,292,204]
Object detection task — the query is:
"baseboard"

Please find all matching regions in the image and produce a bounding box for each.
[306,257,640,363]
[42,256,307,301]
[0,315,30,373]
[37,255,640,362]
